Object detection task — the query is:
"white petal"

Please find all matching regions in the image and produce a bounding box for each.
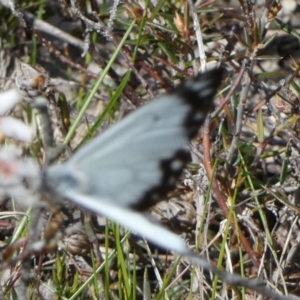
[0,146,40,206]
[0,90,22,115]
[0,117,34,142]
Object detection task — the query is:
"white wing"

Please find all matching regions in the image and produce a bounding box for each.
[64,190,190,255]
[44,69,223,210]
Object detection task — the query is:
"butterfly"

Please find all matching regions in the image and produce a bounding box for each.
[39,69,222,253]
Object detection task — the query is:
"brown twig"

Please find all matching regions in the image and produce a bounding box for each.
[202,119,260,269]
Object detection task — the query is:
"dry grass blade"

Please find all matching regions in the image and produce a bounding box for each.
[0,0,299,299]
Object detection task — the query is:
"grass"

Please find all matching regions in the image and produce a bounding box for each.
[0,0,300,299]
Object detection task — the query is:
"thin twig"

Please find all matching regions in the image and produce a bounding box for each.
[188,0,206,72]
[226,59,253,164]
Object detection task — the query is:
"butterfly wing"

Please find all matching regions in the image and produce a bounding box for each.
[63,190,191,255]
[43,69,222,210]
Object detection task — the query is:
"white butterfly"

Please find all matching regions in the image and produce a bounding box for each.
[40,69,222,252]
[37,69,297,300]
